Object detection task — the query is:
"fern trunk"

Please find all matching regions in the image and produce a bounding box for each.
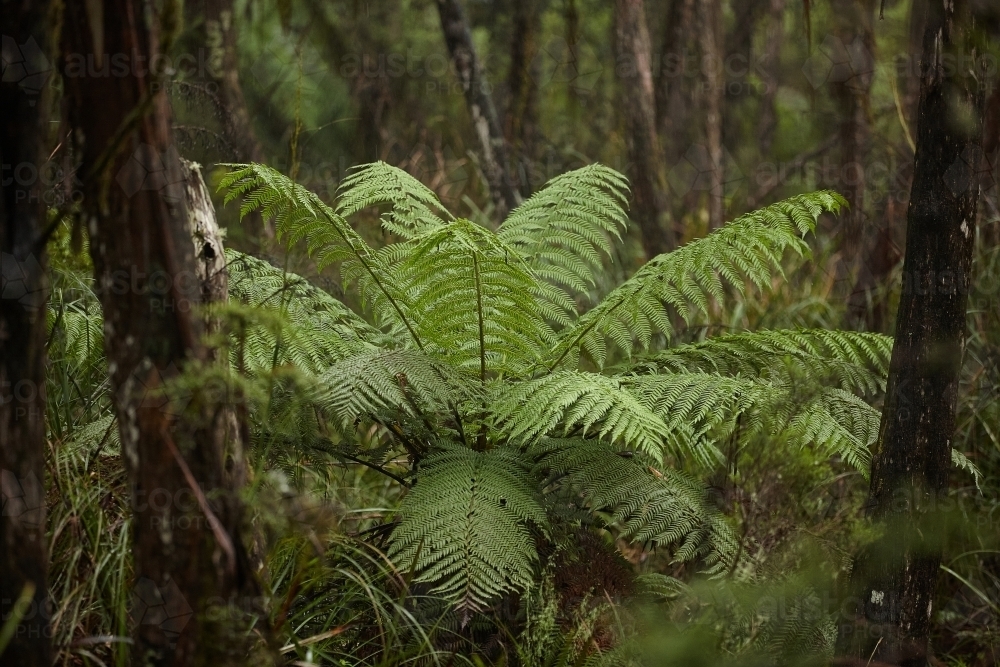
[835,1,987,664]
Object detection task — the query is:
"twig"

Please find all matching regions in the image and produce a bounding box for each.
[161,428,237,577]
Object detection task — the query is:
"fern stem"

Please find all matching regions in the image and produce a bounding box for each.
[547,292,630,371]
[318,206,425,351]
[472,252,489,449]
[473,253,486,386]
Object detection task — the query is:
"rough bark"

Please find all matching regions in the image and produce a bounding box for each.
[699,0,725,230]
[60,2,268,665]
[436,0,521,219]
[0,1,54,664]
[613,0,673,257]
[178,158,249,493]
[505,0,541,196]
[835,1,988,664]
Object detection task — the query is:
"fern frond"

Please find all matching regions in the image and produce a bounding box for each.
[400,218,554,375]
[548,191,847,367]
[951,448,983,491]
[629,329,893,396]
[492,371,672,457]
[388,447,547,613]
[784,387,879,474]
[225,250,390,373]
[219,163,421,344]
[534,439,738,575]
[336,161,452,238]
[313,349,477,435]
[498,164,629,317]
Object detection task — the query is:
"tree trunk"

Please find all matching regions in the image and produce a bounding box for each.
[699,0,725,230]
[202,0,264,164]
[835,1,987,664]
[564,0,582,115]
[505,0,541,197]
[829,0,876,260]
[435,0,521,219]
[657,0,695,163]
[60,2,268,665]
[613,0,673,257]
[0,1,53,664]
[756,0,785,157]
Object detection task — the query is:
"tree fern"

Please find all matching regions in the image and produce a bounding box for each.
[217,162,883,615]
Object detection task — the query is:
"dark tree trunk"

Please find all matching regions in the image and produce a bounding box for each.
[699,0,725,230]
[613,0,673,257]
[60,2,269,665]
[835,1,988,664]
[436,0,521,219]
[0,1,53,664]
[505,0,541,196]
[756,0,785,157]
[564,0,582,115]
[656,0,695,152]
[829,0,876,261]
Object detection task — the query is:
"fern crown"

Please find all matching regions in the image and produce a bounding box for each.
[219,161,897,613]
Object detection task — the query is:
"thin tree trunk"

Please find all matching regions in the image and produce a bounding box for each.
[699,0,725,230]
[613,0,673,257]
[756,0,785,157]
[60,2,269,665]
[505,0,541,196]
[831,0,876,263]
[436,0,521,219]
[835,1,987,664]
[201,0,271,243]
[203,0,264,164]
[0,1,53,664]
[564,0,582,115]
[657,0,695,163]
[179,158,251,498]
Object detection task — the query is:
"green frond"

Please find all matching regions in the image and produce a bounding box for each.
[629,329,893,396]
[498,164,629,315]
[50,299,105,372]
[225,250,390,373]
[219,163,420,341]
[548,191,847,367]
[492,371,672,458]
[388,447,547,613]
[534,439,738,574]
[784,387,879,474]
[313,349,477,435]
[952,448,983,491]
[336,161,452,238]
[400,218,554,375]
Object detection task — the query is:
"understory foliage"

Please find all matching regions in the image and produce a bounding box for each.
[218,161,894,619]
[39,163,995,665]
